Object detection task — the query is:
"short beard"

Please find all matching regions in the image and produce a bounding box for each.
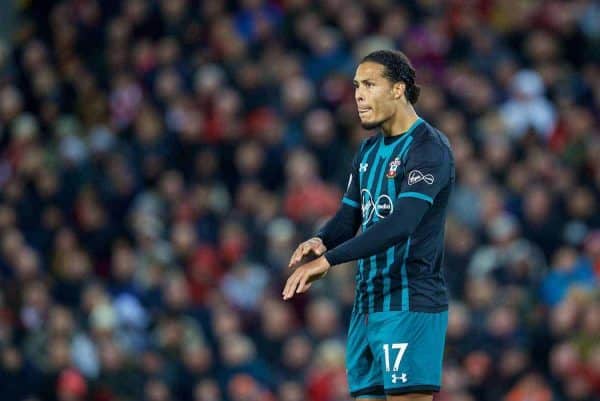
[360,120,383,130]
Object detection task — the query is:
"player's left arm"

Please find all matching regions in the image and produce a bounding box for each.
[282,140,451,300]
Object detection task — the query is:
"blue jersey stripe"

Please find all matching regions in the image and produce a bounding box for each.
[358,139,378,189]
[379,131,410,158]
[382,132,416,310]
[398,192,434,204]
[397,118,421,162]
[398,136,413,162]
[397,133,415,311]
[357,139,380,313]
[342,197,360,208]
[405,117,423,137]
[366,124,421,312]
[365,153,387,312]
[400,237,411,311]
[357,118,425,313]
[383,174,396,311]
[378,135,412,312]
[367,133,411,312]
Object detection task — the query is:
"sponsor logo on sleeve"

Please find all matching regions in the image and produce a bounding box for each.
[407,170,434,185]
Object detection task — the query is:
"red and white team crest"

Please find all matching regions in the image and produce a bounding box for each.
[386,157,401,178]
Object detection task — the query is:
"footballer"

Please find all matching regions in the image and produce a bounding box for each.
[283,50,455,401]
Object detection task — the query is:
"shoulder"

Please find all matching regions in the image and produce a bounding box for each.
[407,121,453,164]
[351,134,379,167]
[360,134,380,153]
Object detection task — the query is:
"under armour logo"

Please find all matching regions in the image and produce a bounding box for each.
[408,170,434,185]
[359,163,369,173]
[391,373,408,384]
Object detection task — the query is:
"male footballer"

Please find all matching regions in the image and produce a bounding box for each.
[283,50,455,401]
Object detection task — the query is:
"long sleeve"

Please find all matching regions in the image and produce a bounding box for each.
[324,138,452,266]
[315,145,363,248]
[323,197,429,266]
[315,203,362,249]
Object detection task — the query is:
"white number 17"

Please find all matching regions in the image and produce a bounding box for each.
[382,343,408,372]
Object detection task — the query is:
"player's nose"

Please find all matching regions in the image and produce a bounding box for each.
[355,88,365,103]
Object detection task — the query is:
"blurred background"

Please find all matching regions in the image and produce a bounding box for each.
[0,0,599,401]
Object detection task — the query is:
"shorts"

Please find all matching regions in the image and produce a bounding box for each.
[346,309,448,398]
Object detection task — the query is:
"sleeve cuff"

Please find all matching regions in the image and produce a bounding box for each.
[397,192,433,204]
[313,233,328,248]
[323,251,340,267]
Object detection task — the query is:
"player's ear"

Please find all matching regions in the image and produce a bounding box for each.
[392,81,405,100]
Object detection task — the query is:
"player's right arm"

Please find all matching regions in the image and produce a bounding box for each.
[323,139,452,267]
[287,147,363,268]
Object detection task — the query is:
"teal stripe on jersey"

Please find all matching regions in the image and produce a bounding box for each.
[383,170,396,312]
[383,172,398,311]
[378,131,410,159]
[356,260,365,313]
[383,249,395,311]
[357,121,422,313]
[395,134,417,311]
[358,140,378,189]
[370,135,410,312]
[400,237,411,311]
[381,131,415,311]
[361,139,384,229]
[357,139,380,313]
[365,152,388,312]
[398,192,434,204]
[395,117,421,163]
[405,117,424,138]
[342,197,360,208]
[398,135,413,162]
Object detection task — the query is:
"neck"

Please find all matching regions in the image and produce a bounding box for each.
[381,104,419,137]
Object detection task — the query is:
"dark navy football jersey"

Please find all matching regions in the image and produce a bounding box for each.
[341,117,455,313]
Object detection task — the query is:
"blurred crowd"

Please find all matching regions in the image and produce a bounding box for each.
[0,0,599,401]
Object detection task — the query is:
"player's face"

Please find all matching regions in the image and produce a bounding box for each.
[353,62,397,130]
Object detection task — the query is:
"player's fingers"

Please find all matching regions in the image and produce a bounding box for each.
[298,268,317,293]
[301,243,313,256]
[282,280,292,300]
[282,273,295,298]
[297,275,310,293]
[294,245,313,267]
[296,243,310,259]
[283,271,302,300]
[315,243,327,255]
[282,272,292,296]
[307,239,319,248]
[290,247,302,266]
[288,248,300,268]
[307,238,324,252]
[288,244,305,267]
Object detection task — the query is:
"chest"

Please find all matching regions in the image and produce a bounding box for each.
[358,155,406,224]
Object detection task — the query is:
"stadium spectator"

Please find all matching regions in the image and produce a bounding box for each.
[0,1,598,401]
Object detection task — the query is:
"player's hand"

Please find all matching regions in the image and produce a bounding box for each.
[288,237,327,268]
[282,255,331,300]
